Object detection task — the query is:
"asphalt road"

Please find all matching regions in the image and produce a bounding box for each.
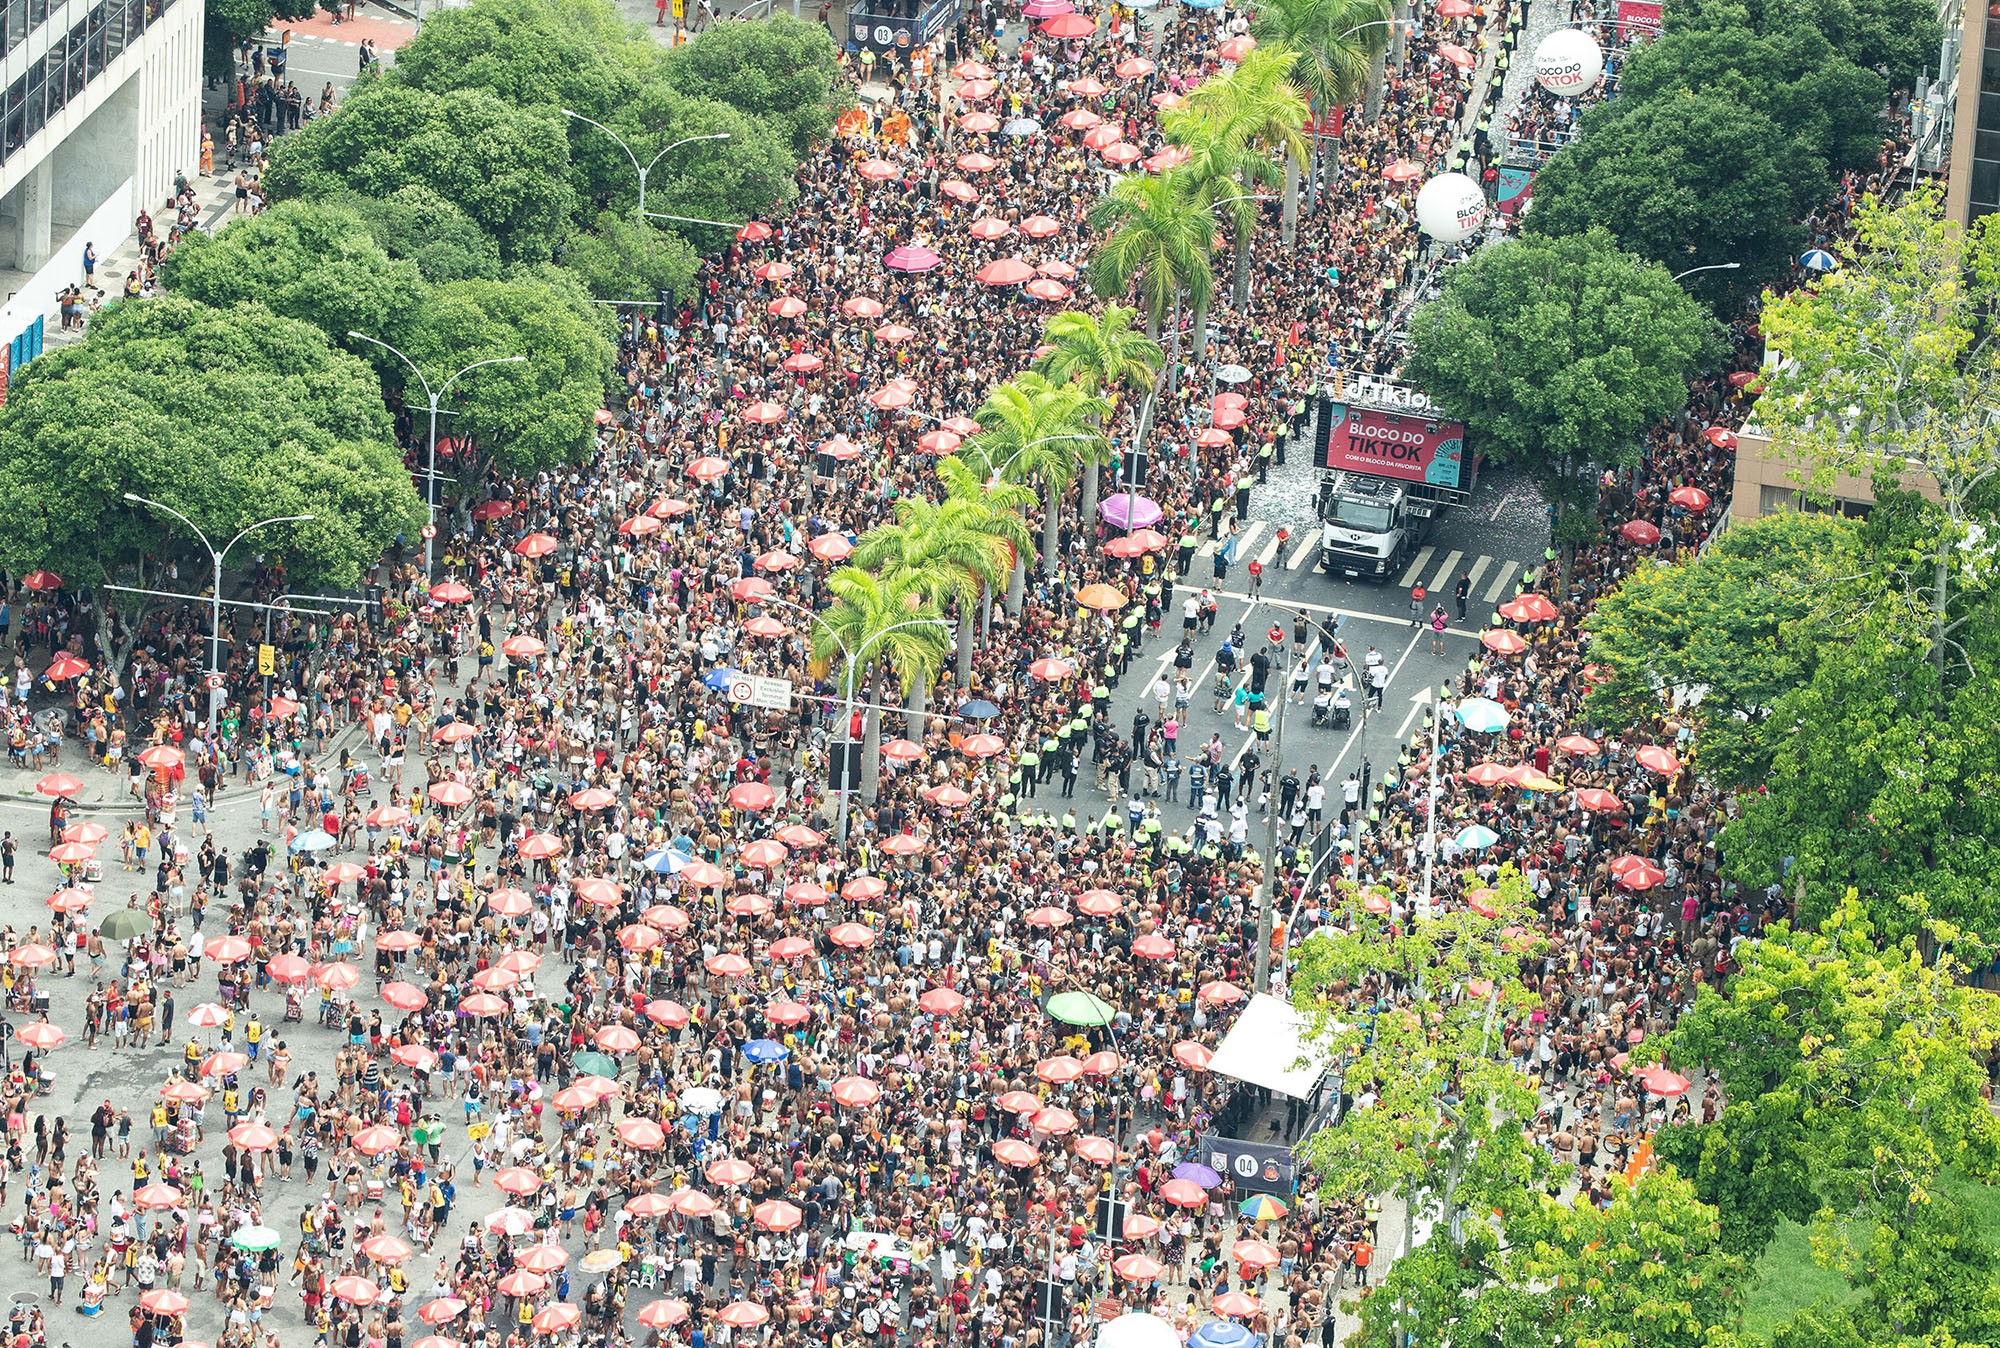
[1091,406,1551,875]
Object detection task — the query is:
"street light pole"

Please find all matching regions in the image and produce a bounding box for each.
[561,112,730,223]
[346,332,526,581]
[122,494,314,748]
[1671,261,1743,283]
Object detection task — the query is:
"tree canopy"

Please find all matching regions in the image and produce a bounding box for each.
[262,83,577,263]
[328,185,504,284]
[1581,509,1858,785]
[385,276,615,480]
[1523,91,1811,305]
[0,295,422,608]
[587,80,798,249]
[1616,22,1887,182]
[158,199,426,348]
[387,0,650,119]
[1655,896,2000,1342]
[1662,0,1940,81]
[657,16,850,158]
[1403,227,1719,548]
[557,212,699,305]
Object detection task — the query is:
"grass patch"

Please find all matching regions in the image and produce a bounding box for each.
[1738,1169,2000,1342]
[1740,1217,1862,1342]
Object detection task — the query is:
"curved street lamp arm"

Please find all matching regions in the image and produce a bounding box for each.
[345,331,438,406]
[561,108,644,183]
[437,355,528,402]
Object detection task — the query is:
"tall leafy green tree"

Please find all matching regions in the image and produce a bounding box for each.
[1524,91,1812,306]
[1581,510,1858,785]
[1662,0,1939,84]
[658,16,851,157]
[960,373,1108,585]
[1403,227,1719,573]
[850,482,1018,713]
[1171,47,1308,314]
[558,213,700,304]
[592,81,799,252]
[1755,188,2000,681]
[387,0,649,119]
[0,296,423,676]
[327,186,504,283]
[1293,867,1550,1268]
[159,200,427,350]
[1352,1173,1748,1348]
[1616,22,1888,182]
[385,275,616,483]
[1088,169,1216,390]
[263,84,577,263]
[1656,895,2000,1341]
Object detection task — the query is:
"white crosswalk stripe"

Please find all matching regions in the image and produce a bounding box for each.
[1483,560,1520,604]
[1463,555,1491,595]
[1396,546,1435,589]
[1193,517,1266,561]
[1286,532,1320,571]
[1254,532,1282,570]
[1428,550,1464,594]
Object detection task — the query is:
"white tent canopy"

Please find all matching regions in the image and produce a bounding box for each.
[1206,992,1335,1099]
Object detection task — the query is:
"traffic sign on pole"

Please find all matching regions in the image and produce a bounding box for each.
[726,674,793,711]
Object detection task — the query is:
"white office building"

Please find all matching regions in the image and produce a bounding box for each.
[0,0,201,380]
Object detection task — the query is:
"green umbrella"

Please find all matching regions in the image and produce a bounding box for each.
[571,1051,622,1080]
[1045,990,1118,1027]
[99,908,149,940]
[232,1224,282,1252]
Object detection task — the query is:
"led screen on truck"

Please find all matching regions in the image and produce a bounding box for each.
[1318,401,1468,490]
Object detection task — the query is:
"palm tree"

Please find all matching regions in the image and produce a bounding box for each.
[852,465,1027,697]
[1171,50,1308,313]
[959,372,1109,593]
[811,566,950,802]
[1254,0,1395,239]
[936,454,1037,686]
[1088,169,1216,398]
[1032,304,1166,526]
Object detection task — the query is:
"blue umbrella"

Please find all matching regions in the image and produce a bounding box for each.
[291,830,337,852]
[1191,1324,1260,1348]
[702,667,739,691]
[741,1039,790,1064]
[1799,248,1837,273]
[642,847,693,875]
[1454,824,1500,850]
[958,699,1002,720]
[1183,0,1223,9]
[1453,696,1509,734]
[1172,1162,1222,1188]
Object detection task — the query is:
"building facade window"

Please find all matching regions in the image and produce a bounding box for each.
[0,0,173,168]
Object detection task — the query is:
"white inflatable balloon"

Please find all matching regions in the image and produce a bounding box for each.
[1414,172,1487,243]
[1534,28,1604,96]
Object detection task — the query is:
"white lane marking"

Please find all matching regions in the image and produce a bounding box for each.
[1396,546,1435,589]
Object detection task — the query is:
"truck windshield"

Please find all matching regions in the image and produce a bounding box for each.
[1329,498,1394,532]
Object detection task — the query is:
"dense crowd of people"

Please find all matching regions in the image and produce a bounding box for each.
[0,1,1916,1347]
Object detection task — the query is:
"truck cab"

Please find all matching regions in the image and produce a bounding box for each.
[1318,473,1425,580]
